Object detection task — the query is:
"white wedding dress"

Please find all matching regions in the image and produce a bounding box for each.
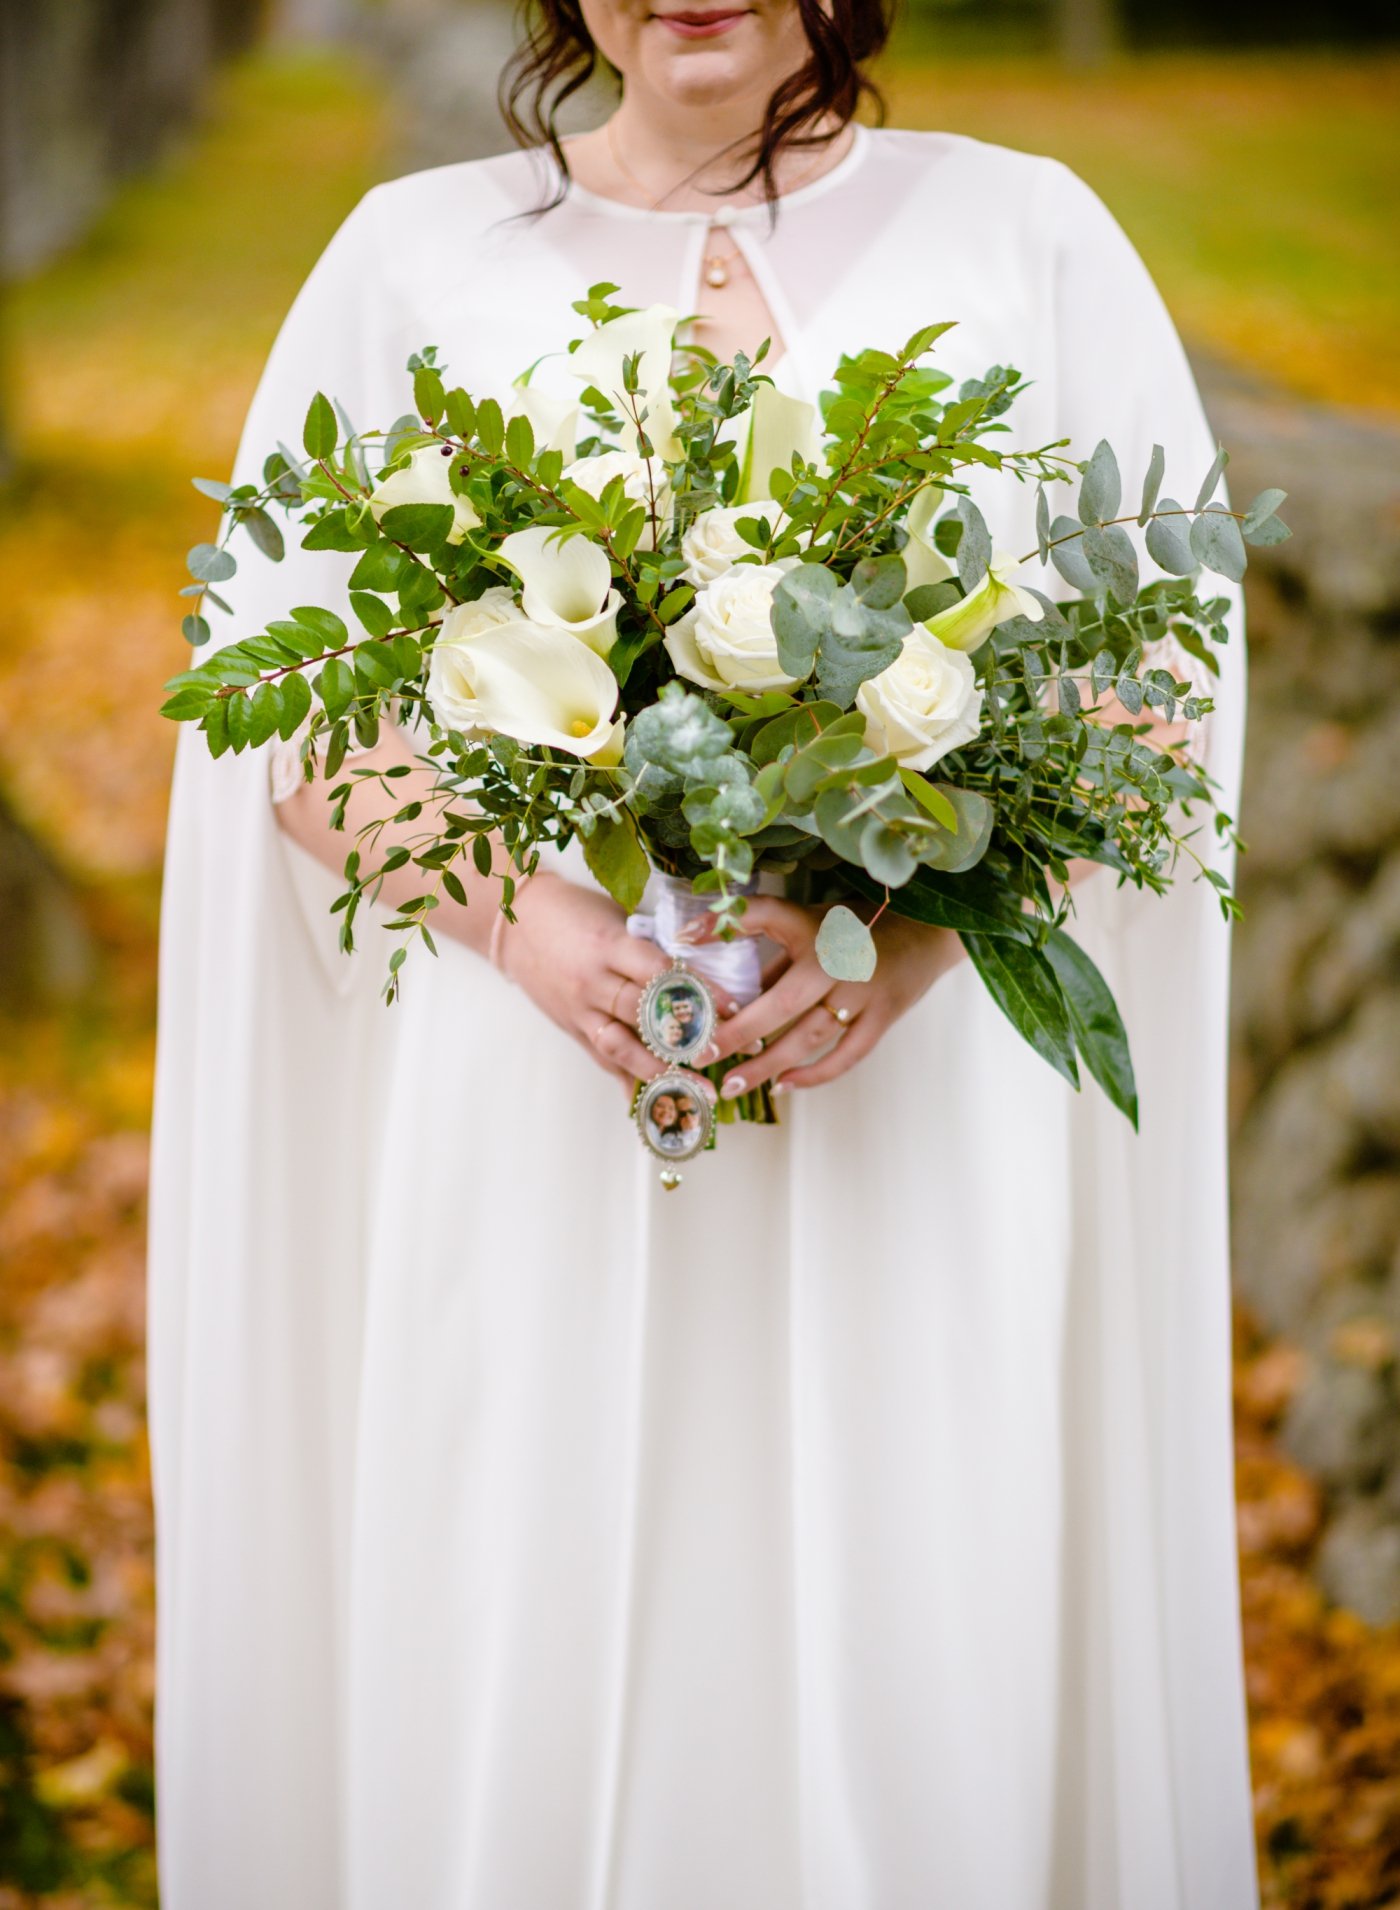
[148,124,1257,1909]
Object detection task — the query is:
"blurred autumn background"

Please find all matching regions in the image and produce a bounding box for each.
[1,0,1398,1901]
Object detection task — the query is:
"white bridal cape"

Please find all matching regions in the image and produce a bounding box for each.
[148,125,1257,1909]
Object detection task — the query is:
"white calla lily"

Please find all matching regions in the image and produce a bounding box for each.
[735,382,822,504]
[508,378,579,460]
[496,524,622,657]
[449,620,623,761]
[368,443,479,545]
[426,588,526,733]
[923,549,1045,653]
[567,303,681,462]
[901,484,954,591]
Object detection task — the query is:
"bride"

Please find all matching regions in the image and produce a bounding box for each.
[147,0,1258,1902]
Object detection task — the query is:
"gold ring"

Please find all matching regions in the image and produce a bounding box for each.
[820,999,852,1027]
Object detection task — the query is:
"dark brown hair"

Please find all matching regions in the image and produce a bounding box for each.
[498,0,895,216]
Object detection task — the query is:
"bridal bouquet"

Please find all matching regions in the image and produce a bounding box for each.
[163,283,1285,1167]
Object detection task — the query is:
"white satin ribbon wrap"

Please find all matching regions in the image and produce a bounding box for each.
[626,873,764,1009]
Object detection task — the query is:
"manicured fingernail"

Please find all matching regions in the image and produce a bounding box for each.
[772,1079,789,1096]
[675,920,704,944]
[721,1000,739,1017]
[700,1040,720,1063]
[721,1074,747,1099]
[742,1040,765,1057]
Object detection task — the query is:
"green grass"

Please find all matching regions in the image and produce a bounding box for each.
[876,51,1400,414]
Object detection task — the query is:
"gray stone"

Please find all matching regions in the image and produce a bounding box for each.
[1283,1362,1391,1492]
[1315,1499,1400,1628]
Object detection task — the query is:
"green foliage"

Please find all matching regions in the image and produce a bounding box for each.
[161,290,1271,1119]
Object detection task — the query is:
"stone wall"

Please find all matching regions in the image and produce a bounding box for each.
[1199,355,1400,1623]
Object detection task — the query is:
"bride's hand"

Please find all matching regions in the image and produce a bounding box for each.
[499,873,698,1090]
[701,897,962,1097]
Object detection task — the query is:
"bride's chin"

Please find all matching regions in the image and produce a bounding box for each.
[642,44,766,107]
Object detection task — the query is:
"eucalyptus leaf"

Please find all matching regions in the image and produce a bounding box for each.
[771,563,837,678]
[1194,443,1229,511]
[1138,443,1165,525]
[815,904,877,983]
[1144,499,1196,576]
[911,784,994,873]
[860,818,917,886]
[1082,523,1139,604]
[1243,487,1287,534]
[955,496,992,591]
[187,542,236,584]
[242,508,285,563]
[1077,439,1121,525]
[1048,517,1097,594]
[1189,505,1247,583]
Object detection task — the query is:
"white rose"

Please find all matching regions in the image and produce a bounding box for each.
[564,448,674,550]
[679,500,782,587]
[369,443,479,545]
[856,627,984,772]
[426,588,526,732]
[663,560,801,695]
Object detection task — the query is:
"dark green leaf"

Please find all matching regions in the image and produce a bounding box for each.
[1044,929,1138,1126]
[582,811,651,912]
[277,671,312,739]
[380,502,454,550]
[303,391,338,461]
[961,934,1079,1087]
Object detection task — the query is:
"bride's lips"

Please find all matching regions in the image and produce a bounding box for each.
[652,6,751,36]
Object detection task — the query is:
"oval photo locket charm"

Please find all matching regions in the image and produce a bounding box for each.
[636,960,717,1069]
[636,1070,715,1180]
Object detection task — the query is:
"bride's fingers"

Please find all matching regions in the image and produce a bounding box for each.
[717,1001,850,1095]
[581,1013,663,1085]
[594,972,643,1030]
[712,962,840,1071]
[610,934,674,988]
[773,1010,883,1092]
